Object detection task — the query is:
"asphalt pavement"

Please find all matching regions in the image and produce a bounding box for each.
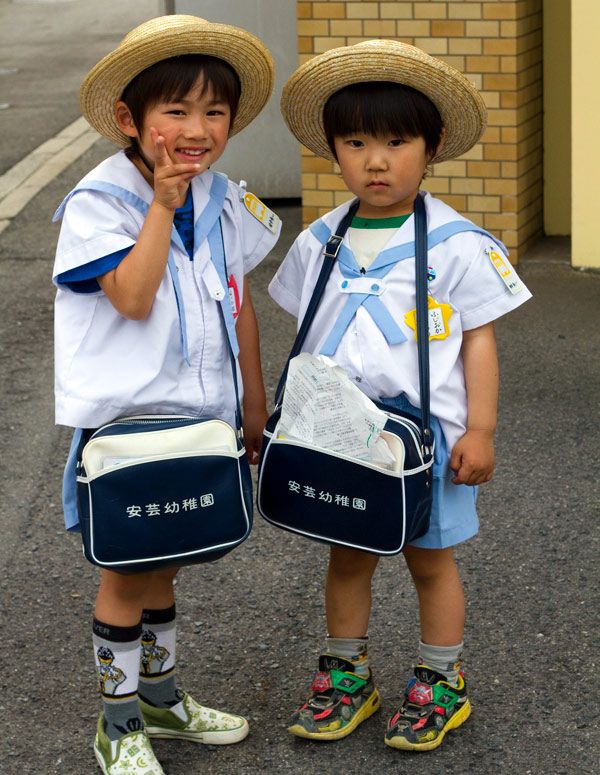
[0,2,598,773]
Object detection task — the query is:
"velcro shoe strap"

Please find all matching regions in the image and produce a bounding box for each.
[329,669,368,696]
[432,684,460,709]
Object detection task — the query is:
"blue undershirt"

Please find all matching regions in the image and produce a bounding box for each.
[56,189,195,292]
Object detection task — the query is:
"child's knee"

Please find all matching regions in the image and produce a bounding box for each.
[329,546,379,579]
[403,545,457,584]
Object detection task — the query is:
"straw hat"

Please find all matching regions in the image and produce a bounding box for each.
[281,40,487,163]
[80,15,275,146]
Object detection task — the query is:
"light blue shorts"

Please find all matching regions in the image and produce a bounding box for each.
[378,395,479,550]
[62,427,84,532]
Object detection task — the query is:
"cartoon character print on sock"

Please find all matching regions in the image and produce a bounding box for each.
[96,646,127,695]
[93,636,146,740]
[140,630,170,676]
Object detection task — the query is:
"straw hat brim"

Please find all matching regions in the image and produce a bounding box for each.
[281,40,487,163]
[80,15,275,146]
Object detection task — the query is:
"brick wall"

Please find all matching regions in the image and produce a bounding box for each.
[296,0,543,261]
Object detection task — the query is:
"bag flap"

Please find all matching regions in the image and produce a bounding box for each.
[82,419,238,476]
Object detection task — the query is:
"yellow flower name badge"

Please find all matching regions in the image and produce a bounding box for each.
[243,192,281,234]
[404,295,453,341]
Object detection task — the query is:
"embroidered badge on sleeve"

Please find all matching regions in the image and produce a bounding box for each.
[243,192,281,234]
[485,246,524,295]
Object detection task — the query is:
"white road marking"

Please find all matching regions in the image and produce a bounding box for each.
[0,116,99,233]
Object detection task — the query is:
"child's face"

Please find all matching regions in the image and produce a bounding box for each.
[116,76,231,182]
[333,133,432,218]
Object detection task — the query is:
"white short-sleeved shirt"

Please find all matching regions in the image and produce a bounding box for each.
[269,192,531,452]
[53,151,280,428]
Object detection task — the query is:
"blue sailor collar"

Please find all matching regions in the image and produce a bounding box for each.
[52,151,237,362]
[53,151,222,253]
[309,192,508,356]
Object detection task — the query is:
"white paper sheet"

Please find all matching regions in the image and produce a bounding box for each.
[278,354,396,468]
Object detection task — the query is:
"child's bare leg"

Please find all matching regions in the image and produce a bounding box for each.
[288,546,381,740]
[326,546,380,637]
[403,545,464,645]
[95,566,179,626]
[92,567,179,742]
[385,545,470,751]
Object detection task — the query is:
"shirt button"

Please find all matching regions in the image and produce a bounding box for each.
[341,280,348,288]
[371,283,380,291]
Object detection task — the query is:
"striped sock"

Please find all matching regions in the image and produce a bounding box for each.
[325,636,370,677]
[417,641,464,686]
[93,618,144,741]
[138,605,183,708]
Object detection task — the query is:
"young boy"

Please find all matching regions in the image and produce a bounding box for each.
[53,15,279,774]
[270,40,531,751]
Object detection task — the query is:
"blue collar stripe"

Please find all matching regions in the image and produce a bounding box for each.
[367,241,418,271]
[308,215,503,357]
[206,223,240,358]
[336,243,363,275]
[309,215,507,258]
[320,294,367,356]
[427,220,507,254]
[363,295,407,345]
[166,251,190,364]
[53,181,150,222]
[193,172,229,253]
[52,180,193,363]
[309,218,331,245]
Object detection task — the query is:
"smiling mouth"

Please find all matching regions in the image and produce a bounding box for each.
[176,148,208,158]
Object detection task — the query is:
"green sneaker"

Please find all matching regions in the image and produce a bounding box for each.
[385,665,471,751]
[288,654,381,741]
[140,692,249,745]
[94,714,163,775]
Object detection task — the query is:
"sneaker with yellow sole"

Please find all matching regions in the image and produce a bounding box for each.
[140,692,249,745]
[288,654,381,741]
[385,665,471,751]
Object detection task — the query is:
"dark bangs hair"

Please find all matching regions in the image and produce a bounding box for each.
[323,81,443,160]
[121,54,241,154]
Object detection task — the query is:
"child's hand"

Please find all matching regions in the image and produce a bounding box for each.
[150,127,201,211]
[449,429,495,486]
[242,405,269,465]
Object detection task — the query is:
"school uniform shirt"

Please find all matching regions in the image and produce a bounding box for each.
[53,150,280,429]
[269,191,531,454]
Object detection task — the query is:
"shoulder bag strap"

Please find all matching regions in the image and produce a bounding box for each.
[413,192,433,452]
[217,221,243,432]
[274,195,431,456]
[274,199,360,405]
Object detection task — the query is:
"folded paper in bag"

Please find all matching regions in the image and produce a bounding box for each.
[278,354,396,469]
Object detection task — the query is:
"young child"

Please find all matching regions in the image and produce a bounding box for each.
[52,15,280,775]
[270,41,531,751]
